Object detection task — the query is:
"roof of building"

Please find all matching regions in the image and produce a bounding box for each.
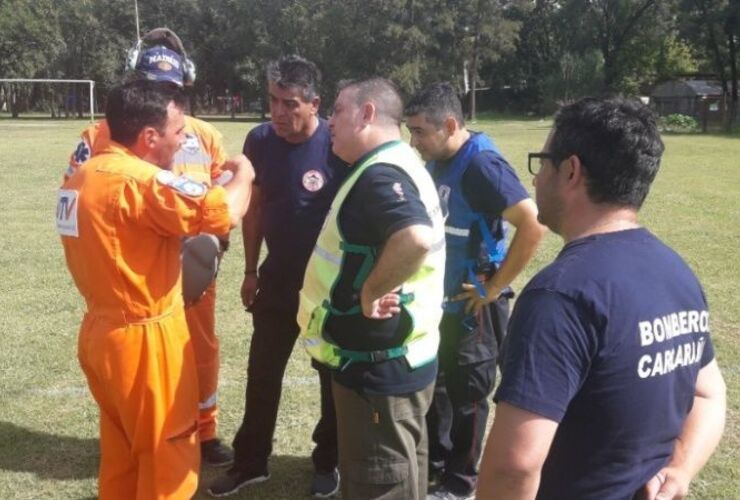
[652,79,724,98]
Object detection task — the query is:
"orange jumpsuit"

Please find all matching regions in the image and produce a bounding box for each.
[57,143,231,499]
[68,117,227,441]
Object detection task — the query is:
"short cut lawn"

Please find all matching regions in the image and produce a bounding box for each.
[0,115,737,499]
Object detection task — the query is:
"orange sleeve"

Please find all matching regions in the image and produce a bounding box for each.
[120,170,231,238]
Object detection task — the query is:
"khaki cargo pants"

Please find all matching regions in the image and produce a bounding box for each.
[333,380,434,499]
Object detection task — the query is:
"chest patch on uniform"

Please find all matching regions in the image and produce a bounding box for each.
[156,170,207,198]
[72,139,91,165]
[392,182,406,201]
[182,134,201,154]
[302,170,325,192]
[56,189,79,237]
[438,185,451,205]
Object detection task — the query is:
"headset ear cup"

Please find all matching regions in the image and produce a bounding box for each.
[126,40,142,71]
[183,58,196,85]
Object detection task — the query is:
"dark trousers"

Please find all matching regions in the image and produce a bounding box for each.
[427,297,509,495]
[231,304,338,474]
[333,380,434,500]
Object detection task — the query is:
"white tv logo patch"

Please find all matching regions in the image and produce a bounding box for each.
[56,189,79,237]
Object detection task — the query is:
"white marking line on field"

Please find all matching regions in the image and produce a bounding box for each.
[0,122,74,128]
[20,375,320,399]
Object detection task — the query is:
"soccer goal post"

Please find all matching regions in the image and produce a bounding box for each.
[0,78,95,122]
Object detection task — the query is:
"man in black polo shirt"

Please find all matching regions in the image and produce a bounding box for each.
[297,77,446,499]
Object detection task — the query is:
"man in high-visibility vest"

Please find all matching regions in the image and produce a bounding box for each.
[298,77,445,499]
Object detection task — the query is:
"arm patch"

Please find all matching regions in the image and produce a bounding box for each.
[156,170,207,197]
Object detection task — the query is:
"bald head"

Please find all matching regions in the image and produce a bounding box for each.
[337,77,403,127]
[329,77,404,164]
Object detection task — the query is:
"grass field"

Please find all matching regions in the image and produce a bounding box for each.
[0,116,737,499]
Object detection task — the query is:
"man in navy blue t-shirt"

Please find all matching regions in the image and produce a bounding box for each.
[404,83,544,500]
[209,55,346,498]
[477,97,726,500]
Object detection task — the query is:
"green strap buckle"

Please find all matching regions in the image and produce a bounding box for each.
[335,345,409,364]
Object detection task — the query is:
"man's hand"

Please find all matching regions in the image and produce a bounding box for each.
[453,280,502,314]
[643,467,691,500]
[222,154,255,227]
[241,273,258,310]
[361,290,401,319]
[222,153,255,182]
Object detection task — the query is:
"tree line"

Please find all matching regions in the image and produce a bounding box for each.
[0,0,738,126]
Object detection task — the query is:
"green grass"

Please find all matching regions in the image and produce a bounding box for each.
[0,117,737,498]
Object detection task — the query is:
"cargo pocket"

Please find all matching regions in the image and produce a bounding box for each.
[347,460,409,499]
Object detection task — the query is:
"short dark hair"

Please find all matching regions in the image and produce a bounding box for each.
[266,55,321,101]
[106,80,187,146]
[404,81,465,127]
[550,97,664,209]
[338,77,403,126]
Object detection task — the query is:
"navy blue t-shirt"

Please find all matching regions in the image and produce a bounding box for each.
[327,161,437,395]
[461,148,529,217]
[243,119,347,306]
[495,228,714,500]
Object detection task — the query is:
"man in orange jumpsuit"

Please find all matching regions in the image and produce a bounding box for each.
[57,80,252,499]
[66,28,235,465]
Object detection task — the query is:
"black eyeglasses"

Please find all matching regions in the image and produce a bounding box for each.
[527,152,558,175]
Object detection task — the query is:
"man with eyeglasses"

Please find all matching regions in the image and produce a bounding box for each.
[405,82,543,500]
[477,97,726,499]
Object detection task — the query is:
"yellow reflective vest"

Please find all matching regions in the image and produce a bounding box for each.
[297,140,445,370]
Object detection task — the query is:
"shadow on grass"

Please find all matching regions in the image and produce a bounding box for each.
[195,454,315,499]
[0,421,97,480]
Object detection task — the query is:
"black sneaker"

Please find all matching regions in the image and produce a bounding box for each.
[310,468,340,498]
[207,468,270,497]
[201,439,234,467]
[426,485,474,500]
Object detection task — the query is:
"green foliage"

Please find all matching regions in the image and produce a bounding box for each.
[0,0,735,117]
[540,50,605,111]
[0,0,63,78]
[659,113,701,132]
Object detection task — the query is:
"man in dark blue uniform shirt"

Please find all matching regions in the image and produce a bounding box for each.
[477,97,726,500]
[405,82,544,500]
[209,55,346,498]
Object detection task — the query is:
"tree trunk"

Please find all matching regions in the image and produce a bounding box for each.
[726,3,738,130]
[11,84,19,118]
[469,0,484,123]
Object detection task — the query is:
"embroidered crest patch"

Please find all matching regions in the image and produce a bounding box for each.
[72,139,91,166]
[302,170,325,192]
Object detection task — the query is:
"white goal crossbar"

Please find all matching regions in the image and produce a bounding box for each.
[0,78,95,122]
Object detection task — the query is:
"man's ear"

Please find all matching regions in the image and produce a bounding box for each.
[310,96,320,114]
[444,116,458,136]
[361,101,376,124]
[563,155,585,185]
[139,126,160,150]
